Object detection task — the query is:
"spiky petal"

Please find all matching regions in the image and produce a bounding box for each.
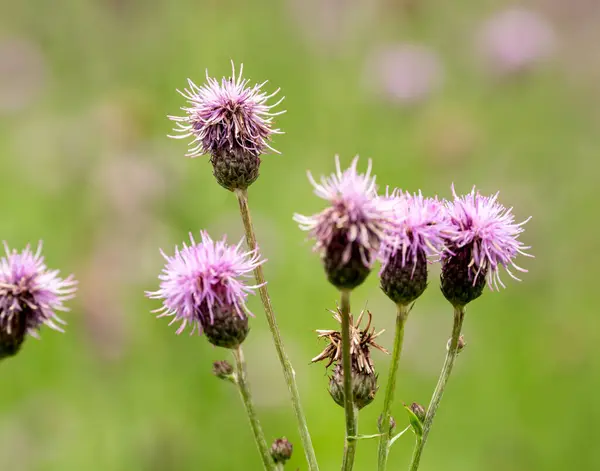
[146,231,264,338]
[0,242,77,358]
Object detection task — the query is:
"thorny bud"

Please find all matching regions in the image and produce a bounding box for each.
[410,402,426,422]
[212,360,234,380]
[270,438,293,464]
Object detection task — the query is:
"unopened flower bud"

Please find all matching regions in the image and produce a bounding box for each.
[447,335,466,353]
[203,304,250,349]
[212,360,234,380]
[328,364,378,410]
[270,438,293,464]
[410,402,426,422]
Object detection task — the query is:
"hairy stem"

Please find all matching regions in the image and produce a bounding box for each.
[408,306,465,471]
[377,303,410,471]
[235,188,319,471]
[233,346,276,471]
[340,289,358,471]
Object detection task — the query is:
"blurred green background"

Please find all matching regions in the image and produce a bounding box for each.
[2,0,599,470]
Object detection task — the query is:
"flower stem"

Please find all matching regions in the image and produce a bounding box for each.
[232,346,276,471]
[235,188,320,471]
[377,303,410,471]
[408,306,465,471]
[340,289,358,471]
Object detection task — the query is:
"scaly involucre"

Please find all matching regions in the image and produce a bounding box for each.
[0,242,77,337]
[294,155,393,267]
[380,190,449,271]
[168,62,285,157]
[146,231,265,335]
[444,185,532,289]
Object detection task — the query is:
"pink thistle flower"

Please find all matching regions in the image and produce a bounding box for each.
[0,242,77,358]
[168,62,285,158]
[441,186,532,306]
[379,190,450,305]
[380,190,449,270]
[294,156,393,290]
[478,8,555,76]
[146,231,264,347]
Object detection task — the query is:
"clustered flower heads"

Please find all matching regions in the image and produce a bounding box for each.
[294,155,394,290]
[294,155,532,308]
[0,242,77,359]
[168,62,285,191]
[146,231,264,348]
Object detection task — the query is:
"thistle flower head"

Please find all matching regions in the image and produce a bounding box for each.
[0,242,77,358]
[146,231,264,340]
[443,185,532,291]
[294,156,393,289]
[380,190,449,270]
[168,62,285,158]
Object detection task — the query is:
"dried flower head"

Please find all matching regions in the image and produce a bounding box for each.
[168,62,285,158]
[0,242,77,358]
[312,308,388,375]
[146,231,264,347]
[294,155,393,289]
[379,190,449,305]
[441,186,532,306]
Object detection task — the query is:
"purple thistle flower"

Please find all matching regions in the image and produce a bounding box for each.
[443,185,532,292]
[146,231,264,346]
[379,190,449,305]
[478,8,555,76]
[294,155,393,290]
[380,190,449,271]
[0,242,77,358]
[168,61,285,158]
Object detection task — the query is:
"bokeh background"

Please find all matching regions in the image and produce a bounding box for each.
[2,0,599,470]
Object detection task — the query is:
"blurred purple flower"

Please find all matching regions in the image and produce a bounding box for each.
[443,186,532,290]
[0,38,47,114]
[380,190,449,271]
[478,8,555,75]
[0,243,77,355]
[146,231,264,335]
[168,62,285,158]
[365,44,443,106]
[294,156,392,268]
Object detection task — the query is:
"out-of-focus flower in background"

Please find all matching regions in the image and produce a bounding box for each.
[364,43,443,106]
[0,37,47,114]
[477,7,556,76]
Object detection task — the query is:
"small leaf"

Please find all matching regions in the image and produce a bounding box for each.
[347,433,384,442]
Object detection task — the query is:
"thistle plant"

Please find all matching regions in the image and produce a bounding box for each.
[153,62,532,471]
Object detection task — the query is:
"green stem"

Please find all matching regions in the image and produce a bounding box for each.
[235,188,319,471]
[408,306,465,471]
[232,346,276,471]
[377,303,410,471]
[339,289,358,471]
